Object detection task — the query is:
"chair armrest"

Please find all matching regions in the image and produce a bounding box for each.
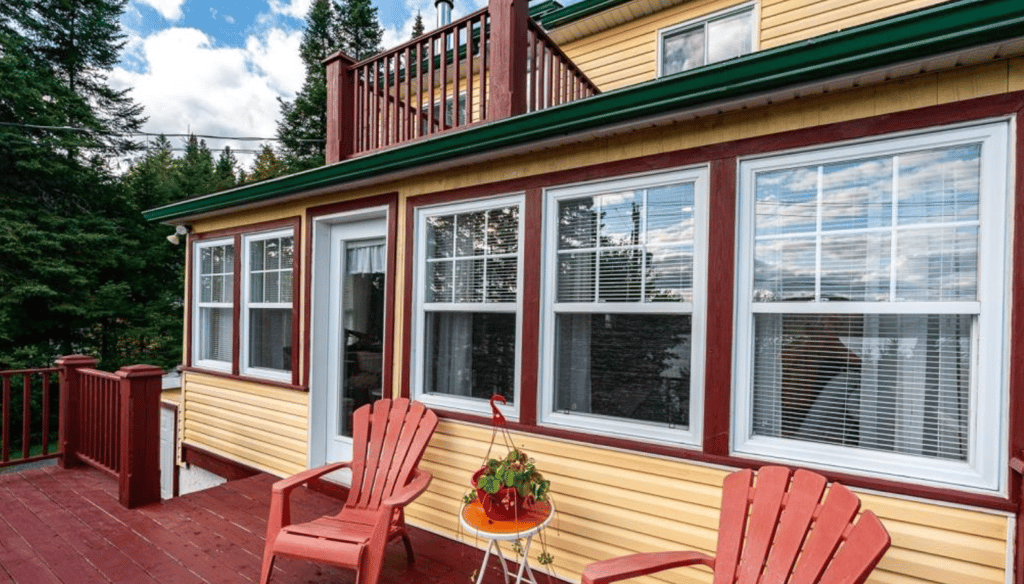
[272,461,352,496]
[382,469,433,508]
[581,551,716,584]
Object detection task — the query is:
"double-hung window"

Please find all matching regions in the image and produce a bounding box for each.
[412,196,524,417]
[733,121,1010,492]
[241,229,295,381]
[541,168,708,445]
[194,239,234,371]
[658,3,754,76]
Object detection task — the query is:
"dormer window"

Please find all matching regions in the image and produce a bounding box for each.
[658,4,754,76]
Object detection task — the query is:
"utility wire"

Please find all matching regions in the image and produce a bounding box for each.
[0,121,325,143]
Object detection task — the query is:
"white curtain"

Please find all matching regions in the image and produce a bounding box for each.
[347,244,385,275]
[431,313,473,396]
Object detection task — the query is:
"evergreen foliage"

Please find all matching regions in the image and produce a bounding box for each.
[277,0,337,172]
[247,144,288,183]
[411,12,425,39]
[335,0,383,63]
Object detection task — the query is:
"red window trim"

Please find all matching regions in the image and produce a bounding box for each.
[399,90,1024,511]
[187,216,303,388]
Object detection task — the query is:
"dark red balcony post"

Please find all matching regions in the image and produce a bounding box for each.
[56,354,97,468]
[117,364,164,508]
[325,51,358,164]
[488,0,529,119]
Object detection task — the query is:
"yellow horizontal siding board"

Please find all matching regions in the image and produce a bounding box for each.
[185,372,307,403]
[187,401,308,442]
[877,547,1004,584]
[936,61,1010,105]
[762,0,944,48]
[881,519,1006,569]
[186,389,307,430]
[182,434,304,477]
[857,492,1008,539]
[186,409,307,452]
[1010,57,1024,91]
[183,420,306,466]
[187,381,308,419]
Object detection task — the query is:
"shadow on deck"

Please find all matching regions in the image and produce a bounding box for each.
[0,465,508,584]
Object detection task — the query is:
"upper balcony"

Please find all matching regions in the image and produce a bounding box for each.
[323,0,600,163]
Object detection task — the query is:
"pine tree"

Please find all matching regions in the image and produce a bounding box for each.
[214,146,239,191]
[335,0,383,61]
[175,135,216,198]
[411,12,425,39]
[247,144,287,183]
[277,0,338,172]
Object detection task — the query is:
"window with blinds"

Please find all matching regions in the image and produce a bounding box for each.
[194,240,234,368]
[414,196,523,414]
[242,230,294,379]
[735,122,1010,491]
[542,168,708,445]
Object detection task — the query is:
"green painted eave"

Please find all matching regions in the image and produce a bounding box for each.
[537,0,631,29]
[145,0,1024,223]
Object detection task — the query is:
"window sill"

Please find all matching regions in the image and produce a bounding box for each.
[181,366,308,392]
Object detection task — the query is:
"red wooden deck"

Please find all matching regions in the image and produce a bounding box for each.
[0,465,514,584]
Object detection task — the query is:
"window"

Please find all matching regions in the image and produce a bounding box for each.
[193,239,234,371]
[658,4,754,76]
[733,121,1010,492]
[421,93,467,134]
[241,229,295,381]
[541,168,708,445]
[412,196,523,417]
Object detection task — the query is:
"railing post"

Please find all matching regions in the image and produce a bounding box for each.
[117,364,164,509]
[488,0,528,119]
[325,51,358,164]
[56,355,97,469]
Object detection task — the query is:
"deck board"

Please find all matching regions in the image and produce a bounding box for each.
[0,465,512,584]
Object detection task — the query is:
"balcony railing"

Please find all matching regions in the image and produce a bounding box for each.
[0,367,58,468]
[325,0,599,161]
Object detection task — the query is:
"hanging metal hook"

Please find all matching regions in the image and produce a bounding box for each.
[490,394,507,428]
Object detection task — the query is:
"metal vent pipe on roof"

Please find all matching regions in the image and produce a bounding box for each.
[436,0,452,26]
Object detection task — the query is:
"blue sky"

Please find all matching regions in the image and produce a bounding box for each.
[112,0,488,166]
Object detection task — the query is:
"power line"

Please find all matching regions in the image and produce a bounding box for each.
[0,121,325,143]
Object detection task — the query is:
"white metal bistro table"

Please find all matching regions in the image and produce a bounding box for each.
[460,499,555,584]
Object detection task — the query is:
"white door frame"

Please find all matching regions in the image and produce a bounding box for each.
[309,205,389,472]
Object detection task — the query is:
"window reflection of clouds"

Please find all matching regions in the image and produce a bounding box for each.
[895,226,977,301]
[821,157,892,231]
[707,10,751,63]
[597,191,639,246]
[898,145,980,225]
[755,166,818,236]
[663,27,704,75]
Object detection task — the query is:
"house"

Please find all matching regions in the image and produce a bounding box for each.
[144,0,1024,581]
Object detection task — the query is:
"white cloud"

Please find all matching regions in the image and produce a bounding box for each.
[110,26,305,167]
[381,0,488,50]
[224,14,236,24]
[268,0,313,19]
[137,0,187,21]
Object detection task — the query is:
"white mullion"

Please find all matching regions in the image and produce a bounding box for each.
[702,21,710,67]
[640,189,648,303]
[423,302,516,313]
[594,196,602,302]
[814,165,823,302]
[890,154,899,301]
[482,210,490,303]
[750,300,980,315]
[553,301,693,314]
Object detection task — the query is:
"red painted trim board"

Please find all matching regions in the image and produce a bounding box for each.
[181,444,261,482]
[1008,101,1024,582]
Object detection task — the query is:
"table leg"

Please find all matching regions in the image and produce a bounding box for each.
[492,540,511,584]
[477,539,512,584]
[512,535,538,584]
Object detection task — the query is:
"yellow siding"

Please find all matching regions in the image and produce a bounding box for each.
[180,372,309,477]
[557,0,743,90]
[760,0,947,49]
[409,421,1009,584]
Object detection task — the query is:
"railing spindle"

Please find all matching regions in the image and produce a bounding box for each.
[21,375,30,460]
[467,21,475,123]
[480,14,488,120]
[42,372,50,455]
[2,375,10,463]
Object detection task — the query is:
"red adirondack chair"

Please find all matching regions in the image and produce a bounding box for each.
[259,398,439,584]
[582,466,891,584]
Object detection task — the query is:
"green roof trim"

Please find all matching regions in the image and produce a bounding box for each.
[536,0,632,29]
[529,0,566,20]
[145,0,1024,223]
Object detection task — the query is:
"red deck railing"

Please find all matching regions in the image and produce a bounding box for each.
[0,367,59,469]
[324,0,599,161]
[75,367,122,476]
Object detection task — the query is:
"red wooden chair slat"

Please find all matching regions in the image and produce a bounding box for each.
[261,398,438,584]
[582,466,891,584]
[761,469,828,583]
[789,482,862,584]
[735,465,790,583]
[712,468,754,584]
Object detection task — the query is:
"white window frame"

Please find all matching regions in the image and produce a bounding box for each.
[539,167,709,447]
[240,228,295,383]
[192,237,234,373]
[732,120,1012,494]
[410,194,525,420]
[656,2,757,78]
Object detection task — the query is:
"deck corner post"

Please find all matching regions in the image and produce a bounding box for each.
[488,0,529,120]
[56,354,98,469]
[325,51,358,164]
[117,364,164,508]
